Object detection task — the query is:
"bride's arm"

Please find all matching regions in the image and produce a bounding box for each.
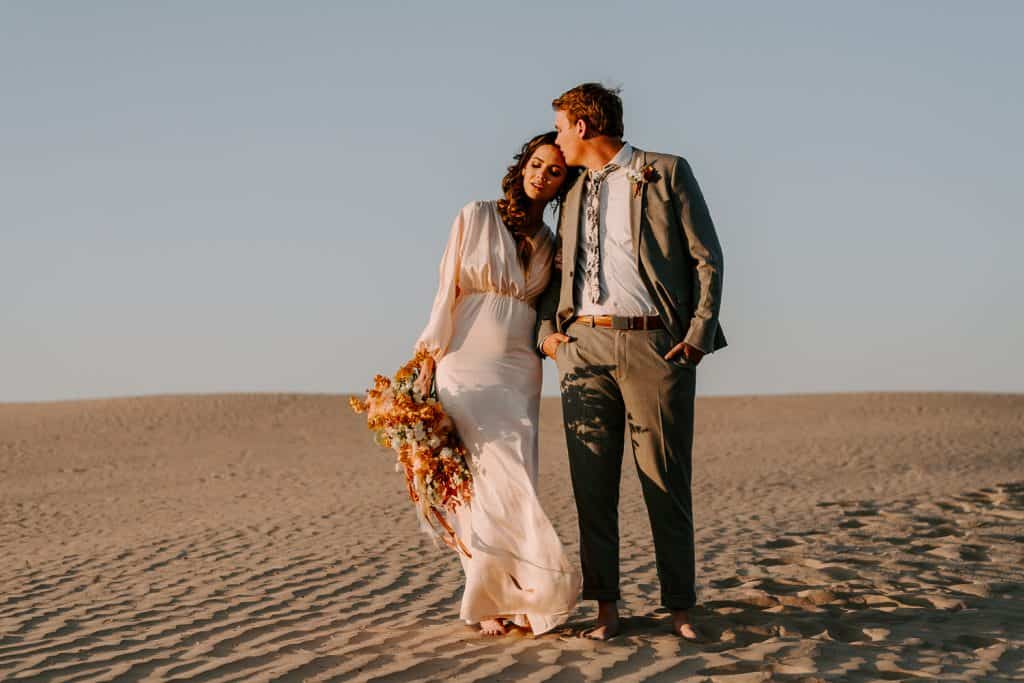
[414,204,468,367]
[535,232,562,357]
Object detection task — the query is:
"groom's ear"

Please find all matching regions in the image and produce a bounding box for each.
[575,117,588,139]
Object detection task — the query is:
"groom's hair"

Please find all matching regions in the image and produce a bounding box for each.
[552,83,624,138]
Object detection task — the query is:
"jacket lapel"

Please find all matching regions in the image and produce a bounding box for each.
[561,171,585,283]
[629,147,646,260]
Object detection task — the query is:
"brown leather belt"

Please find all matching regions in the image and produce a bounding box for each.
[574,315,664,330]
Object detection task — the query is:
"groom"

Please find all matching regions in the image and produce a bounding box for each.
[537,83,726,640]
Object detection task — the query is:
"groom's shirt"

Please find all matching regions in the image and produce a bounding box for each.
[574,142,659,318]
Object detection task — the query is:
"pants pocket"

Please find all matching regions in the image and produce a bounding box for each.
[652,329,691,368]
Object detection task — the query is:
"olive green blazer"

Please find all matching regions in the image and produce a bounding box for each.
[536,146,727,353]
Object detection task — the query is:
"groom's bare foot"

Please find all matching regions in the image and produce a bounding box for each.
[581,601,620,640]
[671,609,703,641]
[480,618,506,636]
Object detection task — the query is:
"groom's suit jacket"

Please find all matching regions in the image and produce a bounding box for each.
[536,146,727,353]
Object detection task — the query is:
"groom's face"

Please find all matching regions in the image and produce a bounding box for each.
[554,109,583,166]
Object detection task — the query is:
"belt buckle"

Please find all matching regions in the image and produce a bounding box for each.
[611,316,629,330]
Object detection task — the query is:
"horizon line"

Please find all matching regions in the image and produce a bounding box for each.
[2,388,1022,407]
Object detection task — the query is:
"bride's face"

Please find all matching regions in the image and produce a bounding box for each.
[522,144,568,203]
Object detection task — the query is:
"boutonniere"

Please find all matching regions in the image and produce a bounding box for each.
[626,164,659,198]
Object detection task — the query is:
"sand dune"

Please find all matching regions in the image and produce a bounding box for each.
[1,393,1022,681]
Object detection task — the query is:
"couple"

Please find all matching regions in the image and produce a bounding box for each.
[414,83,726,639]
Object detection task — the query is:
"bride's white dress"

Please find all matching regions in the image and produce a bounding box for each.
[416,200,581,635]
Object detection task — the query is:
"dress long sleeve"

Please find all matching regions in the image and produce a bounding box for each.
[415,206,466,361]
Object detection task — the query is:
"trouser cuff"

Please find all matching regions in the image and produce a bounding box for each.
[661,592,698,610]
[582,589,621,602]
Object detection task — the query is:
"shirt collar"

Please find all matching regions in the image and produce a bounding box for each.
[610,142,633,169]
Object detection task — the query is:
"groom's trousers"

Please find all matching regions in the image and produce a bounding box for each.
[555,321,697,609]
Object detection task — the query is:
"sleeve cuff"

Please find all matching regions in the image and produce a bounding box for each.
[683,318,717,354]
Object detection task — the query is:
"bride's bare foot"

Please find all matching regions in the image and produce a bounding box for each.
[480,618,507,636]
[671,609,703,641]
[581,601,620,640]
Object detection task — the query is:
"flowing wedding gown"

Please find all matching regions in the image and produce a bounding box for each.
[416,200,581,635]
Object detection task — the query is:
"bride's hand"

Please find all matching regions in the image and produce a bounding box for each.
[414,356,435,396]
[541,333,571,359]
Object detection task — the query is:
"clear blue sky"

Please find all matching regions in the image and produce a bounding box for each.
[3,1,1022,402]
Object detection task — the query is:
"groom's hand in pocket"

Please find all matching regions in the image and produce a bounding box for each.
[665,341,704,366]
[542,333,571,360]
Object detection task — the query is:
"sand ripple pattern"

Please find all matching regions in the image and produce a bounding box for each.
[1,393,1022,681]
[2,483,1021,681]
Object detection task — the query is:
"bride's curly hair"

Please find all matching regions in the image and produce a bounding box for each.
[497,132,579,270]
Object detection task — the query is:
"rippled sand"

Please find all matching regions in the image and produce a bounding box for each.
[2,393,1022,681]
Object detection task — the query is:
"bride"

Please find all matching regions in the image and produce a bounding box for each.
[414,132,582,636]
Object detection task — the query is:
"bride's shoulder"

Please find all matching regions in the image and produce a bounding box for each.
[455,199,498,222]
[457,199,498,214]
[455,200,503,234]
